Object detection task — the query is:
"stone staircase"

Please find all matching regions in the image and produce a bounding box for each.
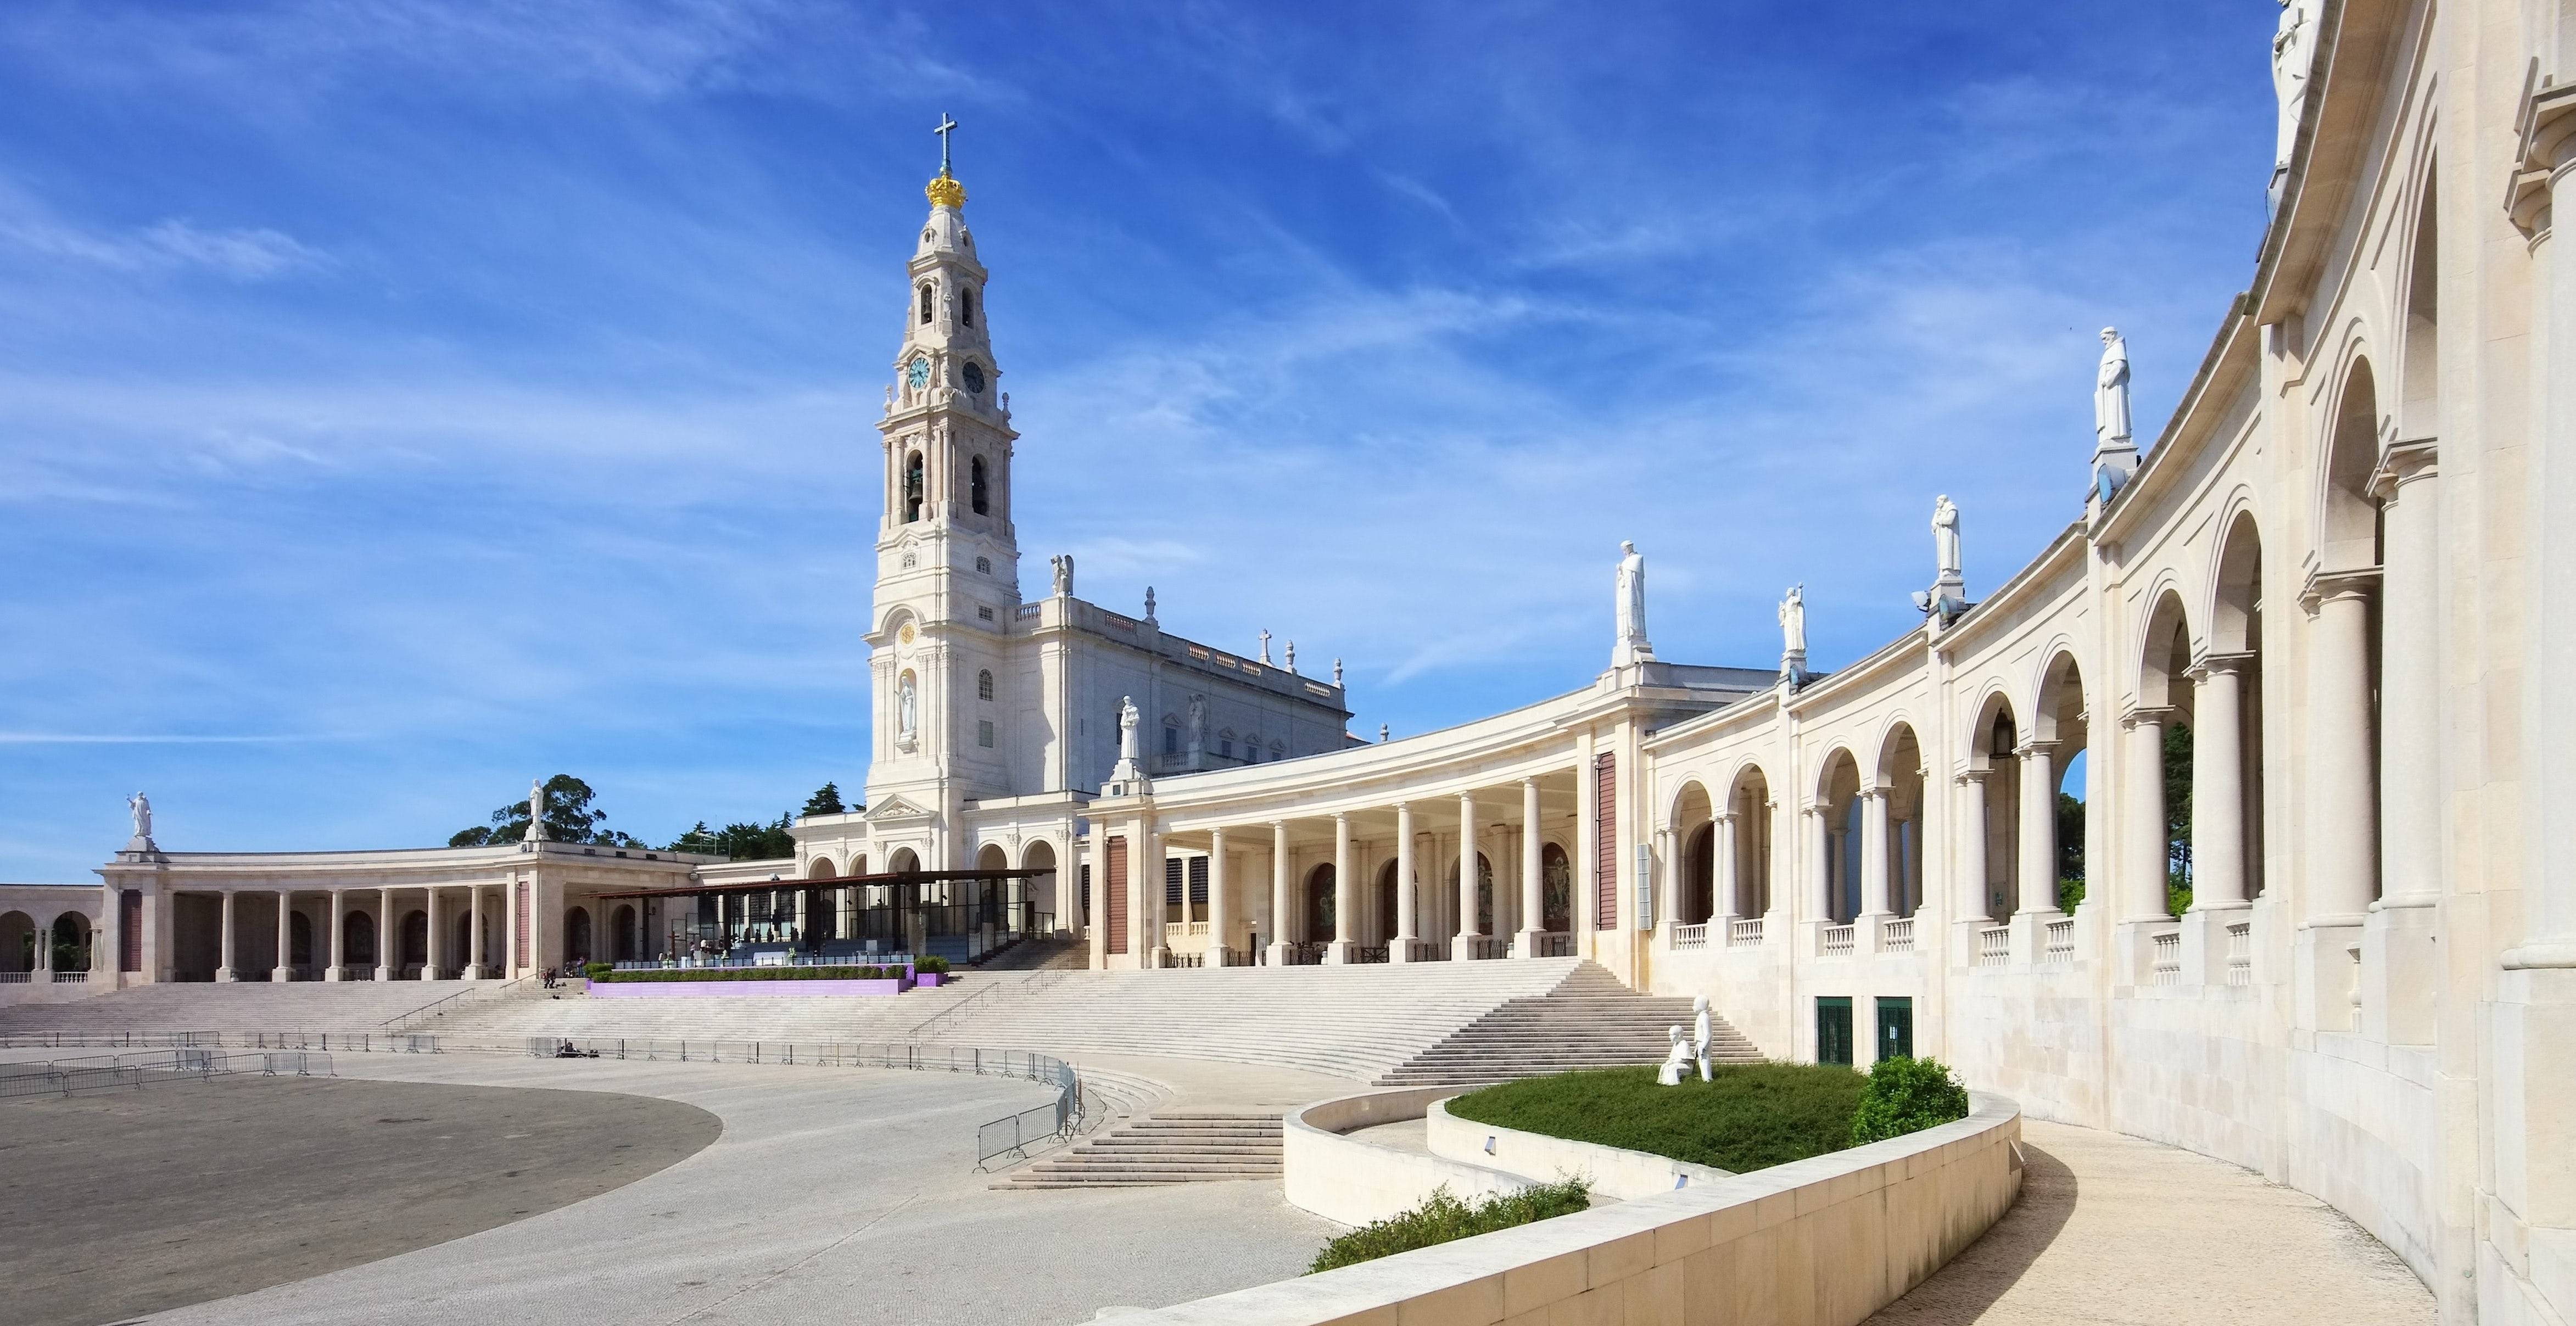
[996,1110,1282,1188]
[973,935,1088,971]
[0,978,502,1033]
[1374,963,1762,1087]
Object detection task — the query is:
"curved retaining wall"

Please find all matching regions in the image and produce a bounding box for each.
[1424,1096,1734,1200]
[1193,1091,2020,1325]
[1283,1084,1539,1227]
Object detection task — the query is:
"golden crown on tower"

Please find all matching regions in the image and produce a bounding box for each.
[926,171,966,208]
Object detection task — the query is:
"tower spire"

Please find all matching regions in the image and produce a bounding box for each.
[927,113,966,208]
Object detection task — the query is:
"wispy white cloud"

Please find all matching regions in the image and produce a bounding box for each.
[0,209,327,280]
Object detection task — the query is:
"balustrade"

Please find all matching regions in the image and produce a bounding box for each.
[2044,918,2075,963]
[1881,917,1915,953]
[1673,922,1708,950]
[1976,925,2009,968]
[2225,921,2252,987]
[2151,931,2182,986]
[1822,924,1855,956]
[1728,917,1764,947]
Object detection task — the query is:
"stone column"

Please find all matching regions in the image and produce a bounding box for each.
[1713,811,1740,927]
[1860,790,1892,919]
[377,887,398,981]
[267,891,288,981]
[1267,821,1293,965]
[1826,826,1848,920]
[2121,712,2169,919]
[98,884,120,988]
[1206,827,1231,967]
[2365,446,2441,1040]
[1515,779,1545,957]
[1806,805,1830,922]
[327,889,345,981]
[1392,803,1418,961]
[468,886,488,979]
[1326,814,1356,963]
[1085,833,1108,970]
[428,888,448,980]
[2009,740,2061,965]
[2518,120,2576,970]
[2190,657,2252,910]
[2299,579,2378,1027]
[216,889,238,982]
[1452,793,1481,961]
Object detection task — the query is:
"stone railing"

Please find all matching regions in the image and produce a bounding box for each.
[1882,916,1915,953]
[1282,1086,1537,1226]
[1822,924,1855,956]
[2151,930,2182,986]
[1729,917,1764,947]
[2044,917,2075,963]
[1172,921,1209,938]
[1160,1091,2023,1326]
[1672,922,1708,950]
[1976,925,2009,967]
[2226,921,2253,986]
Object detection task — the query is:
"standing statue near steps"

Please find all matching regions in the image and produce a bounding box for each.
[1657,1023,1694,1087]
[1692,994,1716,1082]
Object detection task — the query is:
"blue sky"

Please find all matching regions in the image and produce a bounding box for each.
[0,1,2272,878]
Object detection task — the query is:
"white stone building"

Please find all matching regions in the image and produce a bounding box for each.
[11,1,2575,1319]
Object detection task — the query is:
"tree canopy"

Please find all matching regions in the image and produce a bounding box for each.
[449,775,645,848]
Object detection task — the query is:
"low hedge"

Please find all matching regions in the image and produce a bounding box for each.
[1446,1063,1867,1173]
[594,965,909,983]
[1309,1179,1591,1273]
[1849,1056,1971,1145]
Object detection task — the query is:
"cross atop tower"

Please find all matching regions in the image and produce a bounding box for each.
[934,113,959,175]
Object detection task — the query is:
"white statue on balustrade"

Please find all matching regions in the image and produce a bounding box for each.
[525,779,550,841]
[1779,584,1807,682]
[2272,0,2314,173]
[1692,995,1714,1082]
[1658,1024,1693,1087]
[1614,540,1655,667]
[1049,553,1074,598]
[126,791,155,848]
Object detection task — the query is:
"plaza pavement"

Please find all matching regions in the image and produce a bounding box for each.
[134,1054,1339,1326]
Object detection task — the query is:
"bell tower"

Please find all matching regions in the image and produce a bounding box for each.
[864,115,1021,855]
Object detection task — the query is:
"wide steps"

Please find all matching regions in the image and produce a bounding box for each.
[996,1111,1283,1189]
[1371,970,1763,1087]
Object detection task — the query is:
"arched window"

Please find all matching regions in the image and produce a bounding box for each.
[918,282,935,325]
[977,669,994,701]
[970,456,989,514]
[904,452,925,522]
[961,287,976,328]
[1163,723,1181,756]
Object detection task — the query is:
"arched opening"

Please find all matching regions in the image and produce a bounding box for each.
[1816,750,1863,924]
[1303,863,1336,942]
[1968,697,2021,924]
[612,904,638,961]
[563,907,593,967]
[1022,840,1058,933]
[1726,767,1774,917]
[961,285,976,328]
[343,910,376,970]
[2141,592,2198,917]
[1373,859,1399,945]
[2031,654,2088,915]
[970,456,990,514]
[1540,843,1573,932]
[2400,176,2439,440]
[904,452,925,523]
[918,281,934,325]
[2213,512,2268,900]
[1670,781,1714,927]
[808,856,837,879]
[2,910,36,972]
[289,910,314,970]
[977,669,994,701]
[51,914,91,973]
[2313,358,2386,919]
[400,910,428,972]
[1875,725,1929,917]
[889,848,921,875]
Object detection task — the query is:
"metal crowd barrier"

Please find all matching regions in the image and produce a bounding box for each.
[0,1047,337,1099]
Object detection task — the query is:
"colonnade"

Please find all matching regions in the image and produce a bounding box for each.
[206,884,504,982]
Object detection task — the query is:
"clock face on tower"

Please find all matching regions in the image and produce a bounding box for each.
[906,355,931,390]
[962,361,986,393]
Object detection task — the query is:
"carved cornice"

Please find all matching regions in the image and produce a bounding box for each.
[2507,77,2576,238]
[2298,565,2382,616]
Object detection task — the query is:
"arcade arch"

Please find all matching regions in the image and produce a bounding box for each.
[1725,766,1774,919]
[1815,749,1863,924]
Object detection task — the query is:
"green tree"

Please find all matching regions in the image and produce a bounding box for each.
[2165,723,2194,915]
[666,816,795,861]
[2055,791,2087,911]
[800,782,848,817]
[1850,1056,1972,1145]
[449,775,644,848]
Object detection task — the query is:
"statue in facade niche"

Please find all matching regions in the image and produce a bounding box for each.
[2272,0,2315,172]
[1657,1024,1692,1086]
[1932,497,1963,584]
[2095,328,2132,447]
[1186,694,1206,752]
[1614,541,1655,665]
[897,674,920,753]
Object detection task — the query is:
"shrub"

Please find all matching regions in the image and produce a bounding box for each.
[596,965,909,983]
[917,955,951,975]
[1308,1179,1590,1273]
[1446,1064,1866,1173]
[1849,1056,1971,1145]
[583,961,614,980]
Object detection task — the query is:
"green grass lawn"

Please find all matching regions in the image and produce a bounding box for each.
[1444,1063,1868,1173]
